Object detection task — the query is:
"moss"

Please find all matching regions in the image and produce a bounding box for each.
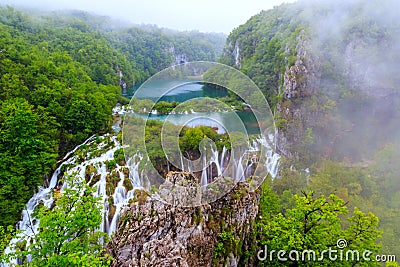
[105,159,117,172]
[123,177,133,191]
[220,206,231,217]
[134,214,142,222]
[133,189,149,205]
[191,207,203,225]
[213,230,240,264]
[114,148,125,166]
[206,214,218,230]
[107,196,114,206]
[85,164,96,183]
[89,173,101,187]
[116,131,123,143]
[106,170,120,196]
[149,185,159,194]
[150,203,157,217]
[119,212,132,229]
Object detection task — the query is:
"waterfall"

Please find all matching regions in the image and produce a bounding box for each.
[200,154,208,187]
[180,153,185,171]
[127,156,142,188]
[94,163,108,233]
[3,136,95,267]
[258,134,280,179]
[56,135,95,164]
[235,155,245,181]
[220,146,227,171]
[197,134,280,184]
[3,131,281,265]
[211,149,222,176]
[3,134,144,265]
[109,171,127,234]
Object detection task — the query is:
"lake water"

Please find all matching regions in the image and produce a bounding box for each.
[135,111,260,135]
[125,80,260,135]
[124,81,228,102]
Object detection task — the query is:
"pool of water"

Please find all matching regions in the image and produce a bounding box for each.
[123,80,228,102]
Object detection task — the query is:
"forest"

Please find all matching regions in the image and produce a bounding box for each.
[1,0,399,266]
[0,5,224,237]
[218,0,400,263]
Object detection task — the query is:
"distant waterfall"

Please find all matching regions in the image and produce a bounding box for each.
[197,135,280,187]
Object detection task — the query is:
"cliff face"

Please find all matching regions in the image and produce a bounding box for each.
[220,0,400,163]
[276,29,321,159]
[106,172,260,267]
[281,30,320,100]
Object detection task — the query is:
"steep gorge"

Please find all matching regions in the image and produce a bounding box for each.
[220,0,400,259]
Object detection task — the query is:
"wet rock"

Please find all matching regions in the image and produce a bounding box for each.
[106,172,260,267]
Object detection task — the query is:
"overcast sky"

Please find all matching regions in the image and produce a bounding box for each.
[2,0,297,33]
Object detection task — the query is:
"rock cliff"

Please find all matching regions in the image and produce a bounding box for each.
[106,171,260,267]
[276,29,321,159]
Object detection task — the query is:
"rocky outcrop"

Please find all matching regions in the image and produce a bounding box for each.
[106,171,260,267]
[282,30,320,99]
[276,30,321,159]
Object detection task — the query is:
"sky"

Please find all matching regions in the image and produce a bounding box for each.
[2,0,297,33]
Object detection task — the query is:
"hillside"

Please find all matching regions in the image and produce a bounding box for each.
[220,0,400,259]
[0,5,225,229]
[0,1,398,266]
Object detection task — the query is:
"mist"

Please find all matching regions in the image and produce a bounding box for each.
[290,0,400,162]
[1,0,297,33]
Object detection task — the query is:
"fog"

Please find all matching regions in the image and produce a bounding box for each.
[1,0,297,33]
[290,0,400,161]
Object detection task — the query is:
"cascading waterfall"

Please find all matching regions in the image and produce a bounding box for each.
[235,155,245,182]
[3,131,280,265]
[220,146,227,172]
[2,135,144,266]
[200,154,208,187]
[198,134,280,186]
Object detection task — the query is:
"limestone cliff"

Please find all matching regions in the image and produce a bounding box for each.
[276,29,321,160]
[106,172,260,267]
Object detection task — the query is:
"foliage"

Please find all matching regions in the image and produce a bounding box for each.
[218,0,400,260]
[0,225,15,260]
[257,183,382,266]
[179,126,231,153]
[0,5,225,230]
[213,230,239,259]
[104,26,226,83]
[0,98,58,227]
[218,4,306,108]
[9,174,112,267]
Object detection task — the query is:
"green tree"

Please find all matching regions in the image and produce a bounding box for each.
[0,98,58,227]
[257,186,382,266]
[10,174,112,267]
[0,225,15,260]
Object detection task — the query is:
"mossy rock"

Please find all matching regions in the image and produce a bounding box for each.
[114,148,125,166]
[122,167,129,176]
[108,204,117,223]
[191,207,203,225]
[85,164,97,183]
[105,159,117,172]
[123,177,133,191]
[89,173,101,187]
[106,170,120,196]
[133,189,150,205]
